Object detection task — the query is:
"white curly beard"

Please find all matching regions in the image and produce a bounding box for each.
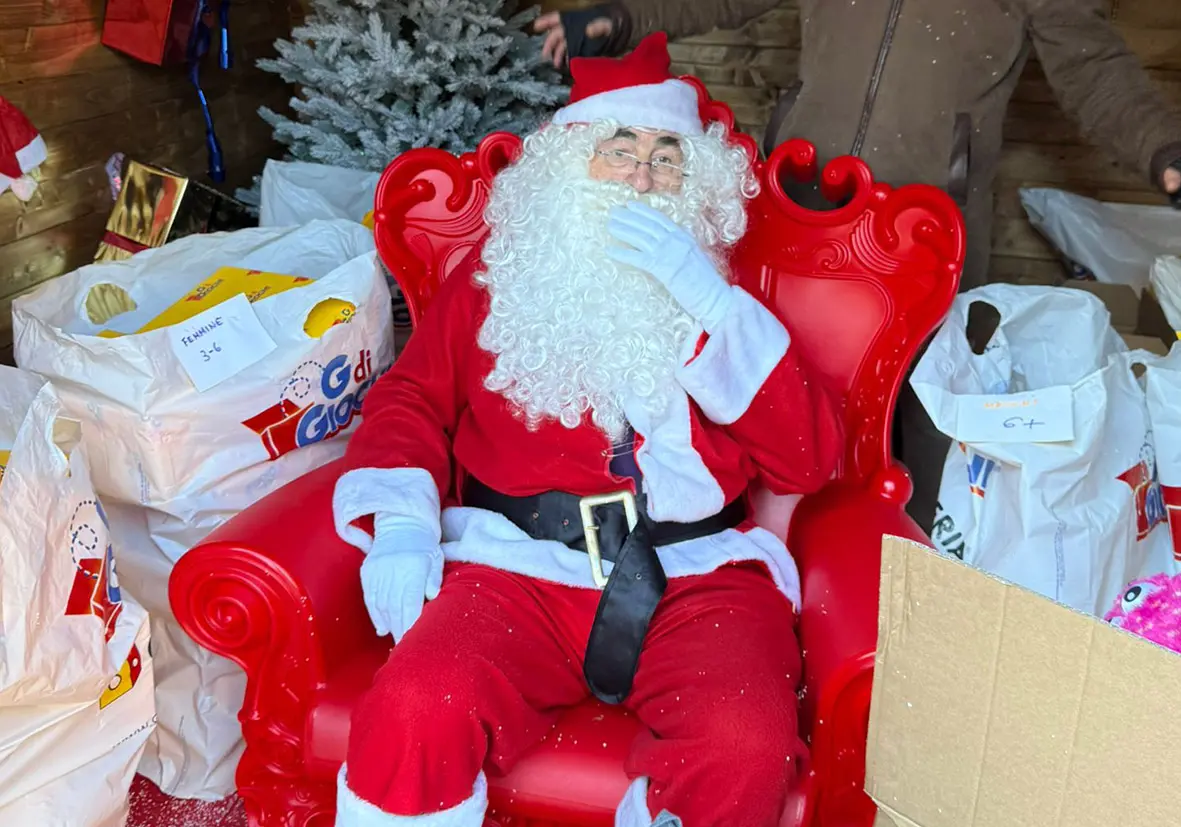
[476,121,756,441]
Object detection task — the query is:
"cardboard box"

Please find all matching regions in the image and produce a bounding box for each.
[1064,281,1140,333]
[866,537,1181,827]
[1120,333,1169,357]
[1064,281,1175,354]
[97,268,354,340]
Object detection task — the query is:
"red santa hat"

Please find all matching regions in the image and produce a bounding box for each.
[552,32,704,136]
[0,96,46,200]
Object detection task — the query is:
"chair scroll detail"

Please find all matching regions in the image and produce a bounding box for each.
[172,546,336,827]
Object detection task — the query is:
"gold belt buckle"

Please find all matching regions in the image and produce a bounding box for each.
[578,490,638,589]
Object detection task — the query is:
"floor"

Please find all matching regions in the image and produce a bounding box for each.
[127,776,248,827]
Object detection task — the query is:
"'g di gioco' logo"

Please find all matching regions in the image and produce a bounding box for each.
[1117,440,1166,541]
[99,643,142,709]
[962,444,997,498]
[184,279,224,302]
[64,497,122,642]
[241,349,378,461]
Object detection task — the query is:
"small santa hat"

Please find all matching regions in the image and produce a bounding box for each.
[552,32,703,136]
[0,96,46,200]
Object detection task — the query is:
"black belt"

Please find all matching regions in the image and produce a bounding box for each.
[462,477,745,704]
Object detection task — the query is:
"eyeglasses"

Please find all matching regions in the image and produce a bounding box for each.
[595,149,688,182]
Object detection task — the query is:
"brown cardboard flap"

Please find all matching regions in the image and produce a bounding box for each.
[1121,333,1169,356]
[1063,281,1138,332]
[1137,286,1176,347]
[867,537,1181,827]
[1061,281,1174,350]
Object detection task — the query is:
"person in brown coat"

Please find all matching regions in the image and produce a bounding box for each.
[535,0,1181,533]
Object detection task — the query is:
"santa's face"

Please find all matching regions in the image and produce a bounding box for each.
[588,128,686,194]
[476,120,755,440]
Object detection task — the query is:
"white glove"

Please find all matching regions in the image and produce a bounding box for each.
[360,512,444,642]
[606,201,734,333]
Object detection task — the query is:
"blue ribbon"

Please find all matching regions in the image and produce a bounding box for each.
[219,0,233,70]
[187,0,227,182]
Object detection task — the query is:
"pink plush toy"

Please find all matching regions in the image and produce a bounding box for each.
[1104,573,1181,655]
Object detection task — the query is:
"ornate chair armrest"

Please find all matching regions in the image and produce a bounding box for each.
[169,458,390,820]
[169,459,384,682]
[787,469,931,827]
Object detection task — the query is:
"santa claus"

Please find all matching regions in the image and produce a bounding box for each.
[332,32,844,827]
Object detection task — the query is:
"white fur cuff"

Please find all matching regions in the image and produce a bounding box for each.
[616,777,682,827]
[333,467,441,553]
[552,80,704,136]
[17,133,47,174]
[676,287,790,425]
[615,777,653,827]
[336,766,488,827]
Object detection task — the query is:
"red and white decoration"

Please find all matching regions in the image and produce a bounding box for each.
[0,96,46,201]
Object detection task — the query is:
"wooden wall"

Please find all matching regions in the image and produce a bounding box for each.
[0,0,295,363]
[668,0,1181,285]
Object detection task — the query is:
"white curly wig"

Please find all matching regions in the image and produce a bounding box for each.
[475,120,758,440]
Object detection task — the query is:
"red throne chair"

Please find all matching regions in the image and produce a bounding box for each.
[170,81,963,827]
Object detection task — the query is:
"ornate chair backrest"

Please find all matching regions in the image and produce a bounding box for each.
[374,80,964,496]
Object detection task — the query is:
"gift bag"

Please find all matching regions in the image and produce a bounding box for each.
[102,0,207,65]
[0,366,155,826]
[95,159,255,263]
[12,219,394,798]
[913,284,1175,616]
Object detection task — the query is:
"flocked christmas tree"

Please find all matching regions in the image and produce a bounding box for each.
[255,0,567,171]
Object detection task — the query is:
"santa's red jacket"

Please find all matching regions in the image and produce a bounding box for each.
[333,271,844,608]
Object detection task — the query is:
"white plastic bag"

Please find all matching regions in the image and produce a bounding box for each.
[255,159,416,350]
[1019,187,1181,292]
[1143,344,1181,571]
[0,366,155,827]
[913,284,1175,616]
[259,159,380,227]
[1150,256,1181,336]
[13,220,395,798]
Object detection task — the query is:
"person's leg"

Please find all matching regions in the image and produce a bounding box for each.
[618,563,804,827]
[339,563,593,825]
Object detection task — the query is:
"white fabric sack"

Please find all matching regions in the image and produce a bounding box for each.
[914,284,1175,616]
[0,366,155,826]
[259,159,380,227]
[1143,344,1181,571]
[12,220,395,798]
[1019,187,1181,292]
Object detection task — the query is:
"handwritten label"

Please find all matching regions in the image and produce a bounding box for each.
[953,385,1074,444]
[167,293,277,392]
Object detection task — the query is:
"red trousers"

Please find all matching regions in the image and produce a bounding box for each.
[346,561,804,826]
